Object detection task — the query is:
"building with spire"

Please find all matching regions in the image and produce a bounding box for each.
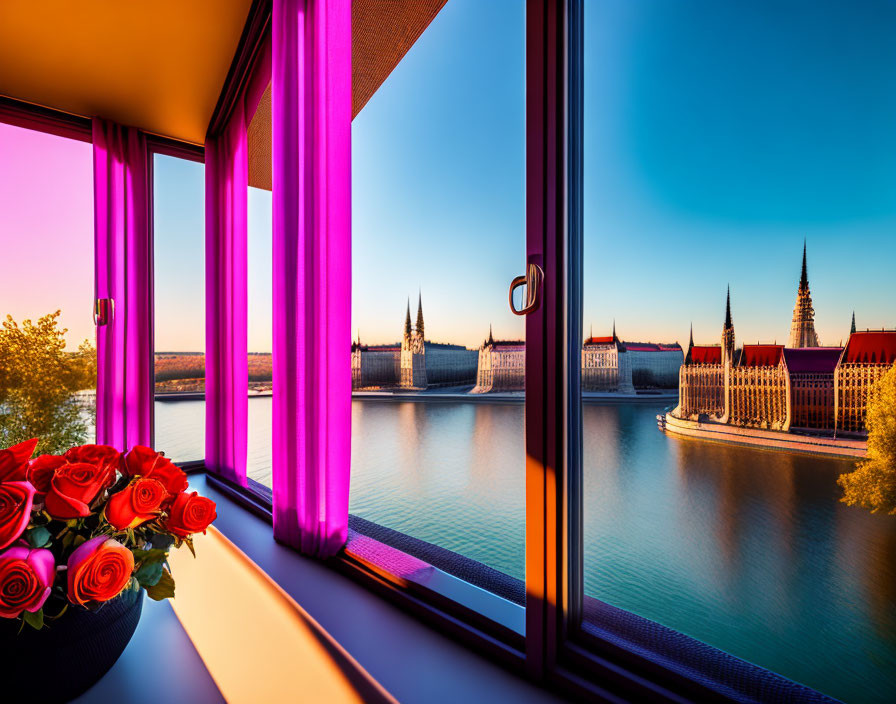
[788,242,820,348]
[673,262,896,437]
[352,293,477,390]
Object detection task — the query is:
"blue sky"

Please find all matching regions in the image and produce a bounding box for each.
[153,0,896,352]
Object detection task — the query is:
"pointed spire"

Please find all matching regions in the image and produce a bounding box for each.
[416,290,425,339]
[589,323,593,341]
[612,318,617,340]
[850,311,856,335]
[688,322,694,350]
[404,299,412,336]
[724,285,732,329]
[487,323,494,346]
[800,239,809,291]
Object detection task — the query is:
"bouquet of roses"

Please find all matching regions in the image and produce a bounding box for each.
[0,438,216,630]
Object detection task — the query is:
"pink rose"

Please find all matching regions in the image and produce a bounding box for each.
[0,544,55,618]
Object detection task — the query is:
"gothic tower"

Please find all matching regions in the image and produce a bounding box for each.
[850,311,856,335]
[788,242,820,348]
[722,286,735,365]
[416,291,425,339]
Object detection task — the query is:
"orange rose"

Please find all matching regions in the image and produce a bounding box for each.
[44,462,114,519]
[105,477,167,531]
[67,536,134,606]
[164,491,216,537]
[121,446,187,497]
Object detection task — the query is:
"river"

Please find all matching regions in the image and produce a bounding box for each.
[154,396,896,703]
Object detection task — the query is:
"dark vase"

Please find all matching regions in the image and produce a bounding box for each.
[0,589,143,703]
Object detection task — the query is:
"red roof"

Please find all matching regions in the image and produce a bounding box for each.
[740,344,784,367]
[842,331,896,365]
[585,336,615,345]
[624,342,682,352]
[783,347,842,374]
[689,346,721,364]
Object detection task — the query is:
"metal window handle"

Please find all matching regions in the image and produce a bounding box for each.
[94,298,114,326]
[508,263,544,316]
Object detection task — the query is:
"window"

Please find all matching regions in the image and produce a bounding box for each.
[153,153,205,462]
[349,0,527,587]
[578,2,896,702]
[0,122,96,453]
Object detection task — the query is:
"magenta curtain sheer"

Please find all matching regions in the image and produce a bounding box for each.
[92,118,152,451]
[272,0,352,556]
[205,106,249,486]
[205,43,270,486]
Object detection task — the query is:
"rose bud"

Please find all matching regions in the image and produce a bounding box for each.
[0,481,37,550]
[164,491,217,537]
[121,446,188,497]
[0,545,55,618]
[65,444,121,469]
[44,462,114,520]
[67,536,134,607]
[26,454,68,497]
[105,477,167,531]
[0,438,39,483]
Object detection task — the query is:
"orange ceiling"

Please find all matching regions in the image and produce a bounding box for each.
[0,0,253,145]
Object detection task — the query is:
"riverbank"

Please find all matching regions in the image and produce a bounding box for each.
[661,412,867,459]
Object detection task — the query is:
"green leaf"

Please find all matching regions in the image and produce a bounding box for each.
[25,525,52,548]
[61,532,75,549]
[22,609,44,630]
[134,560,164,587]
[72,534,86,548]
[132,548,168,564]
[143,568,175,601]
[150,533,176,550]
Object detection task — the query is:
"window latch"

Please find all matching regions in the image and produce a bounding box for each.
[94,298,114,327]
[508,262,544,316]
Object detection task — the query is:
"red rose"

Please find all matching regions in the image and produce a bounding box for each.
[26,455,68,497]
[0,438,39,482]
[105,477,167,530]
[121,446,187,497]
[164,491,216,537]
[44,463,113,519]
[0,481,37,549]
[0,545,55,618]
[67,536,134,607]
[65,444,120,468]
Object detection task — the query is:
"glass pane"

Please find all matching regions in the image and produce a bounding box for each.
[0,123,96,452]
[153,154,205,461]
[349,0,527,591]
[581,2,896,702]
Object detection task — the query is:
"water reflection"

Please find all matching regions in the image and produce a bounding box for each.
[155,397,896,703]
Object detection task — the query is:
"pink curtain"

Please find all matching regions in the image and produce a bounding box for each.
[272,0,352,556]
[205,43,270,486]
[93,119,152,451]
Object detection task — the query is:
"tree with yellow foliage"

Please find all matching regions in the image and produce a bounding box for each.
[0,311,96,454]
[839,363,896,514]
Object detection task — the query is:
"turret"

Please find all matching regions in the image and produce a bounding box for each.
[788,240,820,347]
[404,299,412,337]
[416,290,425,340]
[722,286,735,365]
